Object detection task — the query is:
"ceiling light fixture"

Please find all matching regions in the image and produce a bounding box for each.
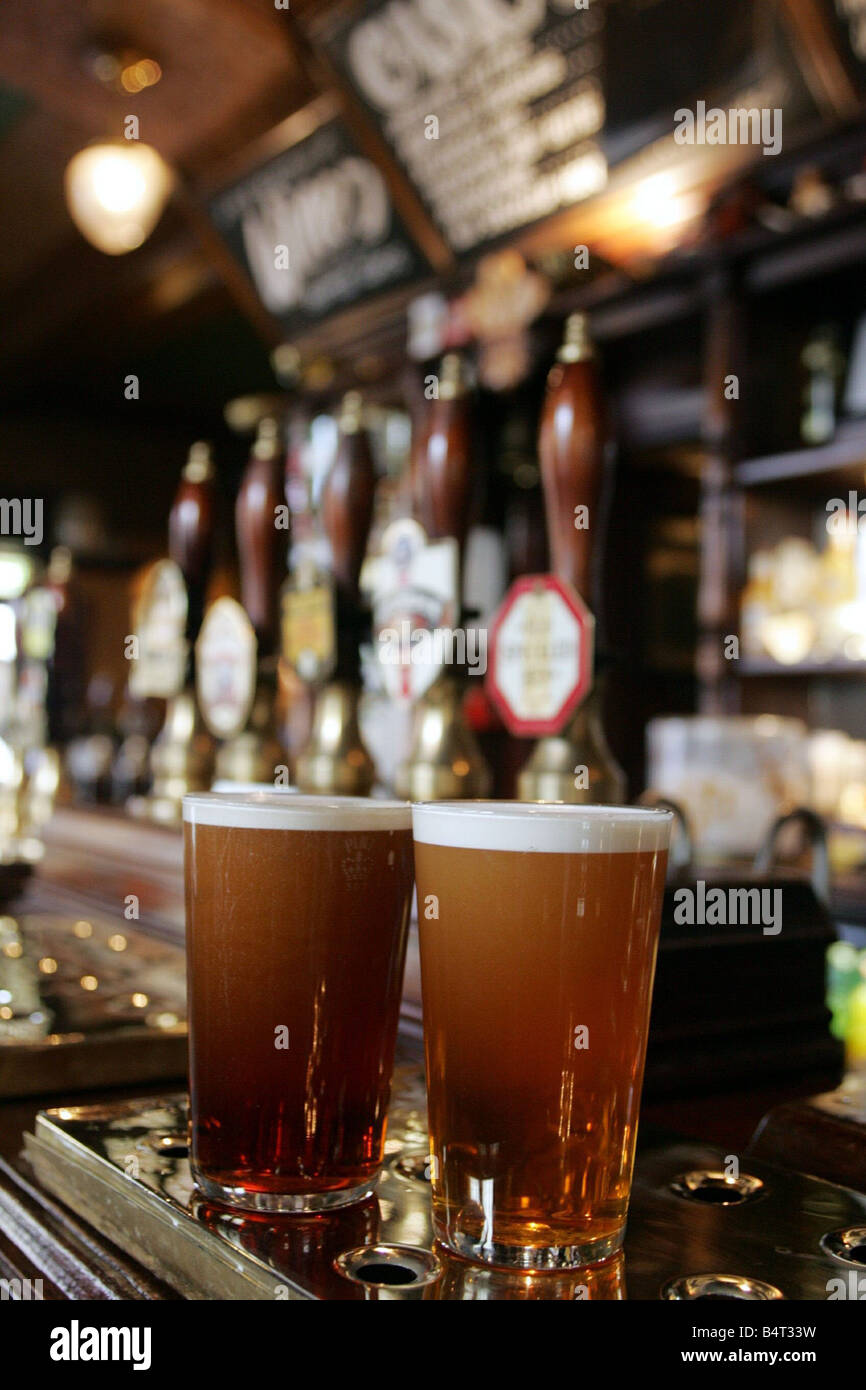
[64,140,174,255]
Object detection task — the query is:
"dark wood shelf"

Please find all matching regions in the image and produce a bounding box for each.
[734,424,866,487]
[738,657,866,678]
[745,206,866,294]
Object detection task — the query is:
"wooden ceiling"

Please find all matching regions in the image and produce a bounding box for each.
[0,0,863,425]
[0,0,323,410]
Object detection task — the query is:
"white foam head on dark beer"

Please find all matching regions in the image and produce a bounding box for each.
[411,801,673,854]
[183,792,411,832]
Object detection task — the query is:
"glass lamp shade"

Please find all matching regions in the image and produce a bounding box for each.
[64,141,174,255]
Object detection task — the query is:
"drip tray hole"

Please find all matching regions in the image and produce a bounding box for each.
[821,1227,866,1267]
[670,1170,764,1206]
[335,1244,441,1290]
[663,1274,784,1302]
[355,1262,416,1286]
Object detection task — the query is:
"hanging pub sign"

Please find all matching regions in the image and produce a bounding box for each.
[321,0,608,255]
[209,117,425,333]
[318,0,824,256]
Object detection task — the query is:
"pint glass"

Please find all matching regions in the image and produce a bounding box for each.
[184,792,414,1211]
[413,802,671,1268]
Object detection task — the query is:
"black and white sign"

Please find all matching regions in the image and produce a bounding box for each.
[324,0,608,255]
[210,119,424,332]
[323,0,821,255]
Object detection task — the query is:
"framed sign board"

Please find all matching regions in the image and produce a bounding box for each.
[322,0,608,255]
[209,116,425,334]
[321,0,821,257]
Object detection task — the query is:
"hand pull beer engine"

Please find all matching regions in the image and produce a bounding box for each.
[295,392,376,795]
[130,442,216,821]
[392,354,490,800]
[197,417,286,786]
[488,315,625,802]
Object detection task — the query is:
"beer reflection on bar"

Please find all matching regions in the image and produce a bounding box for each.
[1,0,866,1312]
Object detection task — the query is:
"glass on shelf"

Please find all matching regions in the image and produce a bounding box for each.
[739,518,866,667]
[646,715,809,861]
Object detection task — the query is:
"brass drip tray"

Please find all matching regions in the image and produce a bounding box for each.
[22,1064,866,1300]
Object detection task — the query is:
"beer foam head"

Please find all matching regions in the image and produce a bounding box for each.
[184,792,411,832]
[412,801,672,854]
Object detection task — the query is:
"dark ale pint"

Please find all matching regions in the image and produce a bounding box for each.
[184,792,414,1211]
[413,802,671,1267]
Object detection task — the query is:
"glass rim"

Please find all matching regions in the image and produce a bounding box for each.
[412,800,674,820]
[411,801,673,853]
[183,791,411,831]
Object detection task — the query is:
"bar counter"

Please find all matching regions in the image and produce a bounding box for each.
[0,806,862,1300]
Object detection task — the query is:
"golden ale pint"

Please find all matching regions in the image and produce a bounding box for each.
[413,802,671,1267]
[184,792,414,1211]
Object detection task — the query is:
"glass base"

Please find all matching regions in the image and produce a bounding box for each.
[193,1167,379,1214]
[434,1218,625,1270]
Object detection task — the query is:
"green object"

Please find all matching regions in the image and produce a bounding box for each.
[826,941,864,1042]
[847,981,866,1067]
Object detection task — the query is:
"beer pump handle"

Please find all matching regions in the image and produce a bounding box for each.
[236,417,286,654]
[320,393,376,604]
[169,441,215,640]
[418,353,472,555]
[538,314,607,603]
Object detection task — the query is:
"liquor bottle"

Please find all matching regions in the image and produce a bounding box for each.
[801,324,844,446]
